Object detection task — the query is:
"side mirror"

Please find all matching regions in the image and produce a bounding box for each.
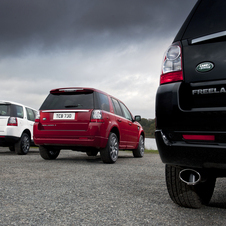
[134,115,141,122]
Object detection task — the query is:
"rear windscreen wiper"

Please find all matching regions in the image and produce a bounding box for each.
[65,104,81,108]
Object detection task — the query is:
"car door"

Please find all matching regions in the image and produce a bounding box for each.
[111,98,127,149]
[119,101,139,149]
[13,105,25,137]
[26,107,36,140]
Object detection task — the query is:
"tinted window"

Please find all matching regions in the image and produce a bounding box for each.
[111,98,123,117]
[26,108,36,121]
[97,92,110,112]
[15,105,24,118]
[183,0,226,39]
[119,102,133,121]
[0,104,10,116]
[40,92,94,110]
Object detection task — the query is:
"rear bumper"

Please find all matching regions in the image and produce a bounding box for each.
[155,130,226,170]
[34,136,108,149]
[33,121,109,149]
[0,136,20,146]
[156,81,226,171]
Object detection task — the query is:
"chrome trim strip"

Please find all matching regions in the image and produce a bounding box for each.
[42,110,89,113]
[191,31,226,44]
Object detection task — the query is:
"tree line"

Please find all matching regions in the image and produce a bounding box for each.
[139,118,155,138]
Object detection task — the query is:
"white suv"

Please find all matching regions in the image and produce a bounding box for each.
[0,101,37,155]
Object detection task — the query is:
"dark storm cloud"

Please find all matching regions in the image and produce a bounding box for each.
[0,0,198,117]
[0,0,197,56]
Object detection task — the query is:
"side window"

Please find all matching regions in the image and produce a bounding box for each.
[120,102,133,121]
[98,93,110,112]
[15,105,24,119]
[26,108,36,121]
[111,98,123,117]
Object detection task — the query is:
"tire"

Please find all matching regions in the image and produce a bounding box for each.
[15,133,30,155]
[165,164,216,208]
[133,135,144,157]
[39,145,60,160]
[100,132,119,163]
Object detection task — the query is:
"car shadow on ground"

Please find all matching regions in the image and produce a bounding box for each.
[49,150,134,165]
[209,195,226,209]
[209,202,226,209]
[207,178,226,209]
[0,150,39,155]
[55,154,134,163]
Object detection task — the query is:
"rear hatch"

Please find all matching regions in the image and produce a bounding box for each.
[38,88,95,137]
[178,0,226,111]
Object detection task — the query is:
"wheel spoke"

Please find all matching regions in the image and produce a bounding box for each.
[100,132,119,163]
[110,136,118,161]
[22,135,30,152]
[140,138,144,154]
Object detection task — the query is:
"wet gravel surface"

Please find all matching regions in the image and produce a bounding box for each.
[1,147,226,225]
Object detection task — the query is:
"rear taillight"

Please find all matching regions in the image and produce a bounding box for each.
[91,110,104,123]
[160,42,183,85]
[7,117,18,126]
[35,111,40,123]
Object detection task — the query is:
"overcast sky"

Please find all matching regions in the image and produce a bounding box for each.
[0,0,197,118]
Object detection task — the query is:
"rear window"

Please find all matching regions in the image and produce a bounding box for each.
[0,104,10,116]
[40,92,94,110]
[0,104,24,118]
[183,0,226,39]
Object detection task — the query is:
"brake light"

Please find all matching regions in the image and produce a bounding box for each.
[183,135,215,141]
[91,110,104,122]
[7,117,18,126]
[160,42,183,85]
[50,88,93,94]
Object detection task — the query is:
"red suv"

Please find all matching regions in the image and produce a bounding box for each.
[33,87,144,163]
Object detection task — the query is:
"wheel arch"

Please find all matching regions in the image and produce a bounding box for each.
[110,126,120,143]
[140,130,145,139]
[21,129,31,140]
[134,130,145,149]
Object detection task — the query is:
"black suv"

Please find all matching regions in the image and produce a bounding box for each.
[155,0,226,208]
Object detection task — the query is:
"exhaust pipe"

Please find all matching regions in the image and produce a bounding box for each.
[179,169,201,186]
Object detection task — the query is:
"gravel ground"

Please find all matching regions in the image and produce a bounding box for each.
[1,147,226,225]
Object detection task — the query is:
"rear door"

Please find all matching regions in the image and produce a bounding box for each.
[119,102,139,149]
[26,107,37,140]
[111,98,127,148]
